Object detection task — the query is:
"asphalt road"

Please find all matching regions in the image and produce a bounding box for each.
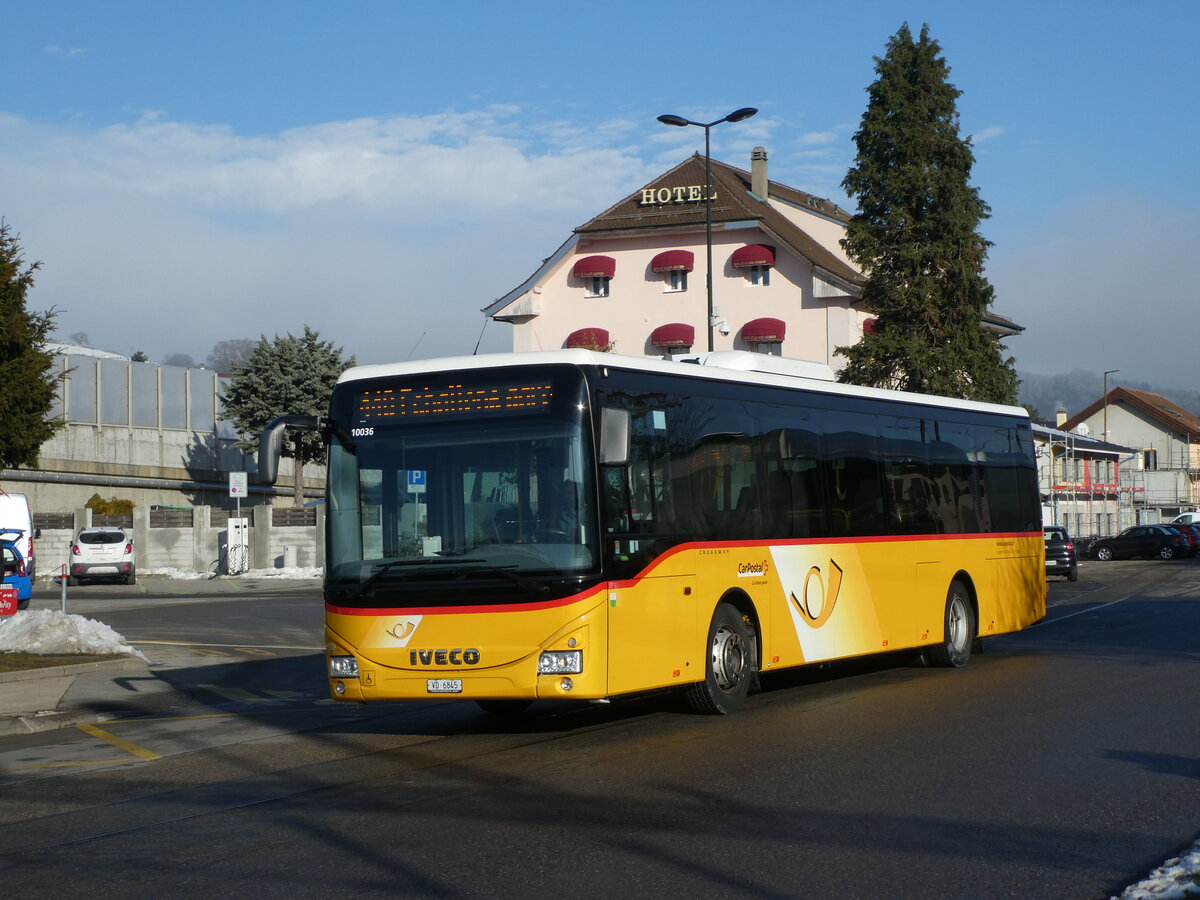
[0,562,1197,899]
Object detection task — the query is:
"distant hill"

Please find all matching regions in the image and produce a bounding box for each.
[1018,370,1200,425]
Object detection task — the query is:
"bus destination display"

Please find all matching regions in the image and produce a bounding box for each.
[353,380,554,423]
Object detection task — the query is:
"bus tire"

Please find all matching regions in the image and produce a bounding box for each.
[686,602,753,715]
[476,699,533,717]
[927,580,975,668]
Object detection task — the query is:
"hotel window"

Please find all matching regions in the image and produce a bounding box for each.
[651,250,694,294]
[747,265,770,287]
[665,270,688,293]
[573,255,615,298]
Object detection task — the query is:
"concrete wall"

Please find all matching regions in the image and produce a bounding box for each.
[2,352,327,513]
[35,504,325,579]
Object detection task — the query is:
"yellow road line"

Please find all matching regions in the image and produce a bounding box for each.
[76,723,161,761]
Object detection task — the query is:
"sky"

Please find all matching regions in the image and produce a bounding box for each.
[3,0,1198,386]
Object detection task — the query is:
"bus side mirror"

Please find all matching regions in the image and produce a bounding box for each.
[598,408,630,466]
[257,415,324,485]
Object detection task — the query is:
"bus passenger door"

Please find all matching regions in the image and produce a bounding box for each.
[602,442,698,696]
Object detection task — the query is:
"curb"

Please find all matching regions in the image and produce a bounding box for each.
[0,656,186,737]
[0,655,146,683]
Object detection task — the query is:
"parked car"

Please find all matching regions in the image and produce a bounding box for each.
[1165,523,1200,556]
[1172,512,1200,526]
[69,526,136,584]
[1,529,32,610]
[1088,524,1189,561]
[1043,526,1079,581]
[0,492,37,579]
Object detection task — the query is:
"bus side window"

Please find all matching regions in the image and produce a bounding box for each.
[766,424,825,539]
[825,421,885,537]
[603,467,631,534]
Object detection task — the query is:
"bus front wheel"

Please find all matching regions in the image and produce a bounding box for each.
[686,602,753,715]
[926,580,975,668]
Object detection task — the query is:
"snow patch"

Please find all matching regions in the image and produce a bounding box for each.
[1113,839,1200,899]
[0,609,147,660]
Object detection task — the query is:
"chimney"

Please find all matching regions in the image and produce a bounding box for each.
[1056,407,1068,428]
[751,147,768,200]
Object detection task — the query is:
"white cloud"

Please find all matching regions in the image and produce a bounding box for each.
[798,131,838,146]
[971,125,1006,143]
[44,45,87,59]
[0,109,654,365]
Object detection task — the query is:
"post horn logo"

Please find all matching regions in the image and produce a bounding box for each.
[386,621,416,640]
[790,559,843,628]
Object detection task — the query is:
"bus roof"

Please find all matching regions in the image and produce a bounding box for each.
[337,350,1030,421]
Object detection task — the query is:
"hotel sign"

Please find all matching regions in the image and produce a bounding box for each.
[639,186,717,206]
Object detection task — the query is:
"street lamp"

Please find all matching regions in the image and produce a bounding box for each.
[1103,369,1119,439]
[657,107,758,352]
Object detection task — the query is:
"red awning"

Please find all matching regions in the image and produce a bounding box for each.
[651,250,695,273]
[651,323,696,347]
[742,317,786,342]
[572,255,616,278]
[566,327,610,349]
[863,317,879,334]
[731,244,776,268]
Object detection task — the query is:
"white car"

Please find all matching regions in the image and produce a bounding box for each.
[69,527,136,584]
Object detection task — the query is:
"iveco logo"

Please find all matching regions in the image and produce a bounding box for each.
[409,649,481,666]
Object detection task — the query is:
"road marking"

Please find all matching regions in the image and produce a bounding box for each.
[76,723,161,761]
[1031,593,1136,627]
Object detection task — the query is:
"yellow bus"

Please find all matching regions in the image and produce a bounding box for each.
[260,350,1045,715]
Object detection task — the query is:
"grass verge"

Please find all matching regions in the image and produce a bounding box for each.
[0,652,126,673]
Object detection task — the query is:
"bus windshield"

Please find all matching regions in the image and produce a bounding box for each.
[325,367,599,604]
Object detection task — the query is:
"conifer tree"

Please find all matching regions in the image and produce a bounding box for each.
[0,222,61,469]
[837,23,1019,405]
[221,326,353,505]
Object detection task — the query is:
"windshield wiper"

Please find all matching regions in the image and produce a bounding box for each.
[341,556,554,602]
[343,557,478,603]
[451,565,549,594]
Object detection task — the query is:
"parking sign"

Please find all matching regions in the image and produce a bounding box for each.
[229,471,248,498]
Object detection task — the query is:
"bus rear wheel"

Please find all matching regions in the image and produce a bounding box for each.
[926,580,975,668]
[686,602,753,715]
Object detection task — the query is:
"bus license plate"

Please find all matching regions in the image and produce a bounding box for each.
[426,679,463,694]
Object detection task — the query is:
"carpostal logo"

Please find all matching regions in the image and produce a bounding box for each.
[737,559,770,578]
[385,616,423,646]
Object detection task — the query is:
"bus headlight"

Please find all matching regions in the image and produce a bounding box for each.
[538,650,582,675]
[328,656,359,678]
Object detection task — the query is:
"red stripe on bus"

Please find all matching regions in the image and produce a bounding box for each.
[325,530,1039,616]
